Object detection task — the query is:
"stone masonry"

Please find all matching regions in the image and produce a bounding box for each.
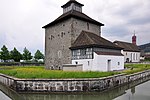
[0,70,150,92]
[45,18,101,69]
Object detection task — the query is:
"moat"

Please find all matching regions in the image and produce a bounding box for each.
[0,77,150,100]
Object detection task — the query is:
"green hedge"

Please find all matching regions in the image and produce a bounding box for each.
[0,62,44,66]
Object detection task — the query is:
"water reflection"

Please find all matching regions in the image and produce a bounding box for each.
[0,77,150,100]
[0,83,23,100]
[114,81,150,100]
[0,91,11,100]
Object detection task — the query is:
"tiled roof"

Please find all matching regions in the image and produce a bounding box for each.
[114,41,140,52]
[61,0,84,8]
[70,31,123,50]
[95,51,124,56]
[42,10,104,28]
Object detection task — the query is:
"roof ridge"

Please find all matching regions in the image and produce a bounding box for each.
[114,40,140,52]
[83,31,96,45]
[114,41,132,44]
[70,31,122,50]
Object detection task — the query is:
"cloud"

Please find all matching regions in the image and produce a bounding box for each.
[90,0,150,45]
[0,0,150,54]
[0,33,6,47]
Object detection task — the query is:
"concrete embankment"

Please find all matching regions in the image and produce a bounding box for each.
[0,70,150,93]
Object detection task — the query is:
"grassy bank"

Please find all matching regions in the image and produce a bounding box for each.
[123,64,150,74]
[0,66,120,79]
[0,64,149,79]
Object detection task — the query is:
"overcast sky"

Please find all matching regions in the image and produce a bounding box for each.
[0,0,150,54]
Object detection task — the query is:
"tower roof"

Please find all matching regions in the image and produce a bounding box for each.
[70,31,122,50]
[61,0,84,8]
[43,10,104,28]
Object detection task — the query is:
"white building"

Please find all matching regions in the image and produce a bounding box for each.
[114,41,140,63]
[69,31,124,72]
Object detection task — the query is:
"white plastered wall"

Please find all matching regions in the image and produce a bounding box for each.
[123,51,140,62]
[72,52,124,72]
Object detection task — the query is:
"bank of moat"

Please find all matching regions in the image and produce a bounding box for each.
[0,70,150,93]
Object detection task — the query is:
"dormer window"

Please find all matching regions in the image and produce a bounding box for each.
[61,0,84,13]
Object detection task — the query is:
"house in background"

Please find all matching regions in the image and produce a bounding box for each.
[114,34,140,63]
[68,31,124,72]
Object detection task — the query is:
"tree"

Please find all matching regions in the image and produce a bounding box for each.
[0,50,1,60]
[34,50,44,62]
[22,47,32,61]
[0,45,10,62]
[10,48,22,62]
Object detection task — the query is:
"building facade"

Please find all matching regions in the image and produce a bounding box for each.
[114,40,140,63]
[43,0,104,69]
[70,31,124,71]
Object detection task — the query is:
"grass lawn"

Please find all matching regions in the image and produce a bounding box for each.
[0,64,149,79]
[0,66,120,79]
[123,64,150,74]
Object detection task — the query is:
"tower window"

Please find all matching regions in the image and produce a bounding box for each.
[61,32,63,37]
[50,35,54,40]
[87,23,89,30]
[58,50,62,58]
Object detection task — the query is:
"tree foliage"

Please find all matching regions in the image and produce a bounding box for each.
[34,50,44,61]
[22,47,32,61]
[10,48,22,62]
[0,45,10,62]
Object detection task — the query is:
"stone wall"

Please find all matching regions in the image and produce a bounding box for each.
[0,70,150,93]
[62,64,83,71]
[0,74,15,89]
[45,18,101,69]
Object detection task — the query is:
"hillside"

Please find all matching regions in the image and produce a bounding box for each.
[139,43,150,53]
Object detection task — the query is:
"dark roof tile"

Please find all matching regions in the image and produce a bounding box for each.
[95,51,124,56]
[114,41,140,52]
[42,10,104,28]
[70,31,122,50]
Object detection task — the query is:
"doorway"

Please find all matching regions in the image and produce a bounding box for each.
[107,60,111,71]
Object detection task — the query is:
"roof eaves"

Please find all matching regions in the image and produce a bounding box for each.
[70,44,123,50]
[42,11,104,28]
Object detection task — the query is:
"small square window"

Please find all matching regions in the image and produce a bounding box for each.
[75,62,78,64]
[118,62,120,65]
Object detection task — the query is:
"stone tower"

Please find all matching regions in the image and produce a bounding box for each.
[43,0,104,69]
